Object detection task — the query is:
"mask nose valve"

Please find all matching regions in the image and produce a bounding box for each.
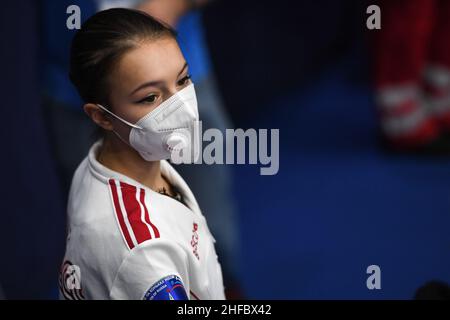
[165,132,189,152]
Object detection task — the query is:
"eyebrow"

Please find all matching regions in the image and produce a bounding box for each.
[129,62,188,96]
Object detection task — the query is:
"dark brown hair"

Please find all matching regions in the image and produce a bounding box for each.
[69,8,177,107]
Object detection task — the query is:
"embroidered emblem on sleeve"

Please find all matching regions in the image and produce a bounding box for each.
[143,275,188,300]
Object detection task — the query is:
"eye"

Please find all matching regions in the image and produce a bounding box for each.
[138,94,158,104]
[177,74,191,86]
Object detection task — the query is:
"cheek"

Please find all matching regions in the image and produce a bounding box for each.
[113,118,132,140]
[110,103,148,139]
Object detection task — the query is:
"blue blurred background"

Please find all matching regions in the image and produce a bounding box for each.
[0,0,449,299]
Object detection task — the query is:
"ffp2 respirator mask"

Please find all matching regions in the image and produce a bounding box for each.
[97,83,200,163]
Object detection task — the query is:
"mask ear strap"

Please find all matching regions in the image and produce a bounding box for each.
[96,104,142,129]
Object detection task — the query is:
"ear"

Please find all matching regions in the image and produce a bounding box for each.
[83,103,114,131]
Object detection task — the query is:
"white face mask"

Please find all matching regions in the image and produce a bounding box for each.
[97,83,200,163]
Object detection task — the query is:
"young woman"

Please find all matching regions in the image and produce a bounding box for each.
[59,8,225,300]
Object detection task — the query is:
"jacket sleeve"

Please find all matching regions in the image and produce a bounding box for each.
[109,238,190,300]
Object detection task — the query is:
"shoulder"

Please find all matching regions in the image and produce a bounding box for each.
[107,178,163,250]
[67,157,114,223]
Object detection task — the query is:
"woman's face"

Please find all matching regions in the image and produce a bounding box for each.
[105,37,191,139]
